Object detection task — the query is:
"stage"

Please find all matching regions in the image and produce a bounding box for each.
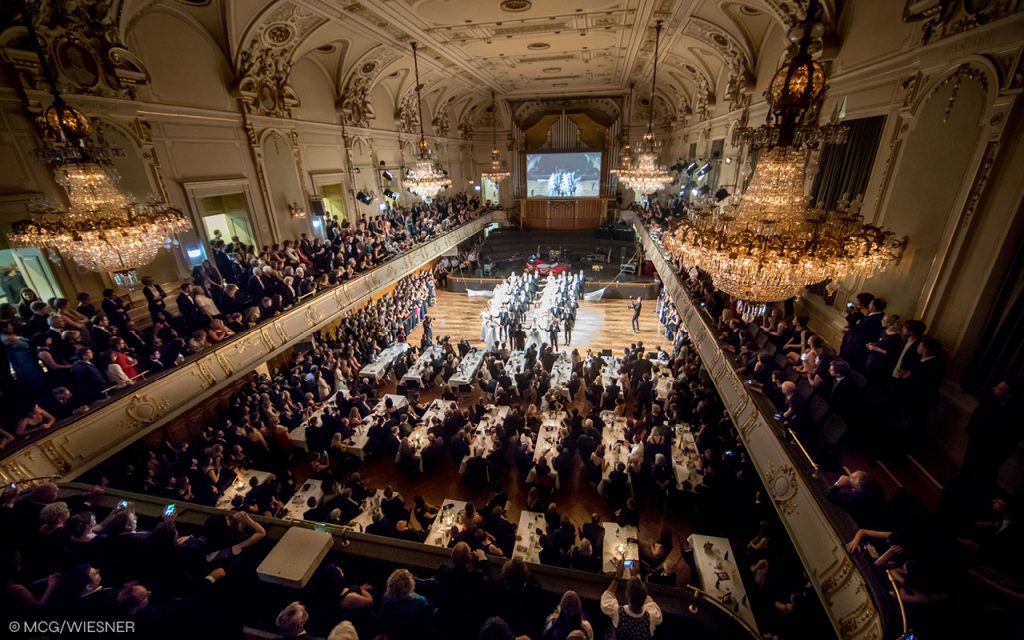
[518,197,611,229]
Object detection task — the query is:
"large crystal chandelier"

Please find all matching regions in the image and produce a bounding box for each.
[610,83,635,180]
[665,0,904,303]
[618,20,672,196]
[480,92,510,183]
[8,3,189,286]
[404,42,451,200]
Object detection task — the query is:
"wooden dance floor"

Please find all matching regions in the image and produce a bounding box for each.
[407,290,671,354]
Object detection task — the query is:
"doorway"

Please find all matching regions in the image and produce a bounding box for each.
[318,183,349,224]
[0,248,61,305]
[482,177,501,206]
[198,194,256,248]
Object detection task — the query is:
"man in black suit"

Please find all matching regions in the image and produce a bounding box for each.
[176,284,204,331]
[908,338,944,430]
[101,288,130,330]
[848,298,886,372]
[580,513,605,549]
[71,348,109,403]
[827,359,860,423]
[142,277,168,322]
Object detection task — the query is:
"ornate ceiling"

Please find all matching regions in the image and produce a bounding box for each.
[6,0,837,130]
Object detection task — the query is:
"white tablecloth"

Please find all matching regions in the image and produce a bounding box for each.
[602,522,639,573]
[288,396,339,451]
[533,412,566,465]
[672,427,702,489]
[599,413,632,488]
[426,499,468,547]
[216,469,274,509]
[372,394,410,416]
[283,479,325,520]
[506,351,528,375]
[512,511,547,564]
[359,343,410,382]
[402,345,442,386]
[689,534,759,633]
[600,355,622,387]
[448,349,484,388]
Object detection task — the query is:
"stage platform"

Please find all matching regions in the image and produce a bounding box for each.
[465,227,657,288]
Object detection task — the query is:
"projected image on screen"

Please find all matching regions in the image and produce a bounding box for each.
[526,152,602,198]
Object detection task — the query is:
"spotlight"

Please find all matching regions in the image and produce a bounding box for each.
[384,189,399,199]
[690,188,699,197]
[697,162,711,174]
[683,162,697,175]
[714,187,730,202]
[698,184,711,196]
[356,191,373,205]
[382,170,394,182]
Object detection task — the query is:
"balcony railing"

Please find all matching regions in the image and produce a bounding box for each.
[0,210,506,484]
[634,221,902,640]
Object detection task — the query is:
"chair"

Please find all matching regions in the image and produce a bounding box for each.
[755,332,768,349]
[746,322,761,337]
[848,370,868,391]
[818,413,848,449]
[885,488,932,533]
[808,395,830,426]
[797,379,814,401]
[775,353,790,370]
[860,385,888,422]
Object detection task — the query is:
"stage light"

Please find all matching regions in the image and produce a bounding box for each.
[691,188,699,197]
[714,187,730,201]
[356,191,373,205]
[683,162,697,175]
[697,162,711,174]
[382,170,394,182]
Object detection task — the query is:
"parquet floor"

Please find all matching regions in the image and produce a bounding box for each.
[336,289,699,587]
[406,290,672,355]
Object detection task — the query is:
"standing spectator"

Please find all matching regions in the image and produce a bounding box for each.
[600,561,663,640]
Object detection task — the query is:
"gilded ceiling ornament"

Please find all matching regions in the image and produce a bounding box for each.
[2,0,149,98]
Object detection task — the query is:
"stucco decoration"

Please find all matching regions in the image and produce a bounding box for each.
[396,92,419,133]
[234,3,327,118]
[0,0,149,98]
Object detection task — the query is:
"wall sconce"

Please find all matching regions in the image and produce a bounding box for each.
[288,202,307,218]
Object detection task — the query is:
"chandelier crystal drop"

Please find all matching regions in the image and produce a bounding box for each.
[665,0,904,303]
[480,92,510,183]
[664,148,905,302]
[404,42,451,200]
[10,162,191,280]
[618,20,671,196]
[9,6,190,285]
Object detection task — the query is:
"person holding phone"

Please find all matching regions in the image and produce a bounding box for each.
[600,558,663,640]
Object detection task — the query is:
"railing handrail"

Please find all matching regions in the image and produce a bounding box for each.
[2,207,499,458]
[55,481,759,639]
[634,220,902,640]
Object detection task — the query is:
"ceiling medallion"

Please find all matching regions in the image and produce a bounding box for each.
[264,23,295,46]
[527,42,551,50]
[500,0,533,12]
[361,61,378,74]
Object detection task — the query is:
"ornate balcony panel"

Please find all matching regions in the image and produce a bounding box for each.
[635,221,892,640]
[0,211,505,484]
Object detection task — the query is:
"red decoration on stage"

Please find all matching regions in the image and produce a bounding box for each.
[524,259,568,276]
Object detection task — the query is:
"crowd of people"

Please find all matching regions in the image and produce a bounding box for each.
[480,271,582,352]
[0,194,487,451]
[78,275,834,639]
[634,194,1023,636]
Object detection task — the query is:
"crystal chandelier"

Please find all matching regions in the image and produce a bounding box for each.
[665,0,904,303]
[404,42,451,200]
[481,92,510,183]
[9,5,189,286]
[610,83,635,180]
[618,20,672,196]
